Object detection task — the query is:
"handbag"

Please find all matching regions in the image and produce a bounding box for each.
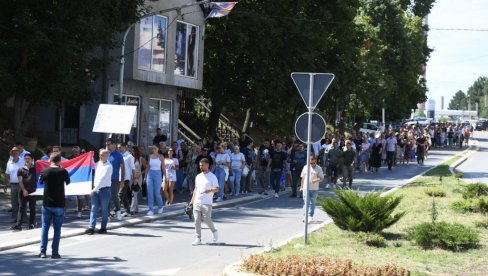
[242,166,249,176]
[131,182,141,192]
[184,203,193,219]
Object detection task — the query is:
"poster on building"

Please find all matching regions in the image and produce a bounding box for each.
[175,21,198,77]
[92,104,137,134]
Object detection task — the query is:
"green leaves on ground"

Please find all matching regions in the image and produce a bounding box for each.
[319,190,405,233]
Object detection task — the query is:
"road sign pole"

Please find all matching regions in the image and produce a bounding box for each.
[304,74,314,245]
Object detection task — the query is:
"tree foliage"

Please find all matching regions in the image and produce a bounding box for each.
[203,0,433,137]
[0,0,145,137]
[448,90,467,110]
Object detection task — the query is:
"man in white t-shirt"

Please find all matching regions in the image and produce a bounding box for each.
[385,132,397,171]
[300,155,324,222]
[189,158,219,245]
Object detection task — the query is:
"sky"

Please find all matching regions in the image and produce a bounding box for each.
[426,0,488,110]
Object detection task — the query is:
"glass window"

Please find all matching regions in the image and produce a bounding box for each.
[138,15,167,72]
[175,21,199,78]
[149,98,173,144]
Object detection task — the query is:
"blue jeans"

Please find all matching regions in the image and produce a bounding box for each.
[214,167,226,198]
[270,170,282,194]
[40,206,65,254]
[90,187,111,230]
[229,168,242,195]
[147,170,163,211]
[175,168,185,191]
[302,189,319,217]
[292,167,303,195]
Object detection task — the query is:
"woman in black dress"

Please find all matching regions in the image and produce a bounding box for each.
[370,138,383,172]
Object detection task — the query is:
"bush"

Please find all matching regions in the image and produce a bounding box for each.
[407,222,479,252]
[356,232,387,247]
[474,219,488,229]
[462,183,488,199]
[318,190,405,233]
[242,255,410,276]
[452,198,488,213]
[424,188,446,197]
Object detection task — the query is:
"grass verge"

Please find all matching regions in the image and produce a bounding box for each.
[244,175,488,275]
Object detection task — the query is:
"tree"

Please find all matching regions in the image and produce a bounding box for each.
[0,0,145,139]
[448,90,467,110]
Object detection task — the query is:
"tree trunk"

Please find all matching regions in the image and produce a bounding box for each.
[206,104,222,139]
[13,95,30,141]
[241,108,251,134]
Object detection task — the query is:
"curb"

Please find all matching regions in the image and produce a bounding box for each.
[0,194,262,252]
[223,142,480,276]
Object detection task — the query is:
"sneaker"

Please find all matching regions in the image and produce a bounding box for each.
[158,207,164,214]
[10,225,22,231]
[302,216,305,223]
[325,184,330,188]
[212,230,219,242]
[28,224,35,230]
[146,210,154,216]
[110,211,115,218]
[38,252,47,258]
[85,228,95,235]
[215,197,223,202]
[51,254,61,259]
[192,238,202,246]
[274,193,279,198]
[308,216,313,222]
[116,211,122,221]
[263,191,268,196]
[235,193,239,197]
[97,228,107,234]
[77,211,82,219]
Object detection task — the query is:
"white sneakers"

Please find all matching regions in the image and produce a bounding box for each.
[77,211,82,219]
[116,211,122,221]
[192,238,202,246]
[212,230,219,242]
[302,216,313,223]
[274,193,279,198]
[146,210,154,216]
[215,197,223,202]
[158,207,164,214]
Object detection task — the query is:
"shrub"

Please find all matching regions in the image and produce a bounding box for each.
[474,219,488,229]
[318,190,405,233]
[424,188,446,197]
[356,232,387,247]
[407,222,479,252]
[452,198,488,213]
[242,255,410,276]
[454,173,463,183]
[478,198,488,214]
[462,183,488,199]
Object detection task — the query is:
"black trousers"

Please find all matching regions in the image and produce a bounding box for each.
[16,191,36,226]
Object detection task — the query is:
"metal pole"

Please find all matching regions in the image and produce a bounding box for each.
[304,74,314,244]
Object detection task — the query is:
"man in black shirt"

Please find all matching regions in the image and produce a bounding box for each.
[195,148,214,173]
[11,154,37,231]
[153,128,168,145]
[38,153,70,259]
[267,140,287,198]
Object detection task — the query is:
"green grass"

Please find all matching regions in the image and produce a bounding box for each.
[262,175,488,275]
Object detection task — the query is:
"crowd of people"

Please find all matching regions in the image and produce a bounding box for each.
[2,122,475,255]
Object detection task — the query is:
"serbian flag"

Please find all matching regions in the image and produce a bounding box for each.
[33,151,94,196]
[207,2,238,18]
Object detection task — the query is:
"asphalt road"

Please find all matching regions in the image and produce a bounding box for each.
[457,131,488,184]
[0,144,466,276]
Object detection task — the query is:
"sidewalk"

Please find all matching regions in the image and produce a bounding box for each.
[0,143,475,253]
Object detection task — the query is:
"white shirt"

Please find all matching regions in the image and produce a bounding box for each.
[5,159,24,183]
[121,151,135,181]
[8,149,31,164]
[300,165,324,191]
[193,171,219,205]
[230,152,245,170]
[164,158,179,179]
[215,153,230,169]
[93,161,113,192]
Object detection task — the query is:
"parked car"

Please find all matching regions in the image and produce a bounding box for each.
[476,120,488,131]
[358,122,380,134]
[404,118,431,127]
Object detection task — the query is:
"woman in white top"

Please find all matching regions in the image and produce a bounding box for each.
[360,136,370,173]
[163,148,179,205]
[214,144,230,201]
[146,144,165,216]
[229,145,245,196]
[130,146,147,215]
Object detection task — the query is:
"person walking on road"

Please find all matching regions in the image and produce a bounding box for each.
[38,153,70,259]
[189,158,219,246]
[342,141,355,189]
[385,132,397,170]
[268,140,287,198]
[11,153,37,231]
[105,138,125,221]
[300,155,324,222]
[85,149,113,235]
[5,147,24,224]
[146,144,165,216]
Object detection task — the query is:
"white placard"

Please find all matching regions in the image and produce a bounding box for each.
[92,104,137,134]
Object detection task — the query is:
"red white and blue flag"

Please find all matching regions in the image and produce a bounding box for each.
[33,151,94,196]
[207,2,238,18]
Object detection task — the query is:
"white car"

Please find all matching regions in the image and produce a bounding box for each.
[404,119,430,127]
[359,123,380,134]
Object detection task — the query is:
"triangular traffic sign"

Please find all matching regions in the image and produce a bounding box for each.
[291,73,335,109]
